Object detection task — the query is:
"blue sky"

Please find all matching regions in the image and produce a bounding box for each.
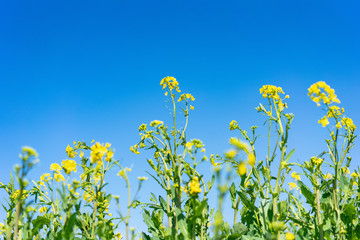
[1,0,360,233]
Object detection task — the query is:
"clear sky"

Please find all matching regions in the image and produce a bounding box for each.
[1,0,360,233]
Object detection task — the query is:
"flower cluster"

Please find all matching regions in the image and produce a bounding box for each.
[260,85,285,100]
[50,163,65,182]
[160,76,180,93]
[308,81,340,106]
[189,177,201,195]
[61,159,77,174]
[90,142,112,164]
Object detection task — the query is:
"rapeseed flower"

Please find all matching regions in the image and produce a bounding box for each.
[90,142,108,164]
[237,162,247,176]
[285,232,295,240]
[40,173,52,182]
[39,206,47,214]
[324,173,332,180]
[291,172,301,181]
[318,116,329,127]
[130,145,140,154]
[189,177,201,195]
[229,120,238,130]
[248,153,256,167]
[185,142,193,150]
[288,182,299,190]
[160,76,180,92]
[342,117,356,131]
[66,145,77,158]
[229,137,250,153]
[342,167,350,175]
[61,159,77,174]
[138,124,147,131]
[138,176,148,181]
[311,156,323,165]
[50,163,62,172]
[150,120,164,127]
[351,172,359,178]
[54,172,65,182]
[308,81,340,105]
[225,149,237,159]
[259,85,284,100]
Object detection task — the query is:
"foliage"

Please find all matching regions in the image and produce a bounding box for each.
[0,78,358,240]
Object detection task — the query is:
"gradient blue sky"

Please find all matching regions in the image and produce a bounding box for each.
[1,0,360,232]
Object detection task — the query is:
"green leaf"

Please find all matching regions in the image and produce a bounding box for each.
[284,149,295,163]
[143,211,156,230]
[175,208,189,239]
[230,222,247,235]
[236,191,254,211]
[297,181,315,205]
[340,174,350,194]
[159,196,168,214]
[230,183,236,209]
[32,216,51,236]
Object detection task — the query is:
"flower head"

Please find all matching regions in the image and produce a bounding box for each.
[308,81,340,105]
[237,162,247,176]
[291,172,301,181]
[61,159,77,174]
[66,145,77,158]
[189,177,202,195]
[160,76,180,92]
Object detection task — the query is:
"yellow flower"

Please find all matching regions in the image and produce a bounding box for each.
[318,116,329,127]
[342,167,350,175]
[229,137,250,153]
[336,122,342,129]
[311,156,323,165]
[225,149,237,159]
[248,153,256,167]
[288,182,299,190]
[237,162,247,176]
[160,76,180,92]
[118,169,128,178]
[351,172,359,178]
[61,159,77,174]
[115,233,122,240]
[291,172,301,181]
[324,173,332,180]
[130,145,140,154]
[39,206,47,214]
[10,189,29,201]
[285,232,295,240]
[22,146,38,158]
[40,173,52,182]
[83,191,94,203]
[190,105,194,110]
[229,120,238,130]
[54,172,65,182]
[138,176,148,181]
[138,124,147,131]
[90,142,108,163]
[106,150,114,162]
[327,106,342,118]
[185,142,193,150]
[50,163,62,172]
[189,177,202,195]
[308,81,340,105]
[79,151,84,158]
[150,120,164,127]
[259,85,284,100]
[0,222,4,235]
[342,117,356,131]
[210,154,218,167]
[66,145,77,158]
